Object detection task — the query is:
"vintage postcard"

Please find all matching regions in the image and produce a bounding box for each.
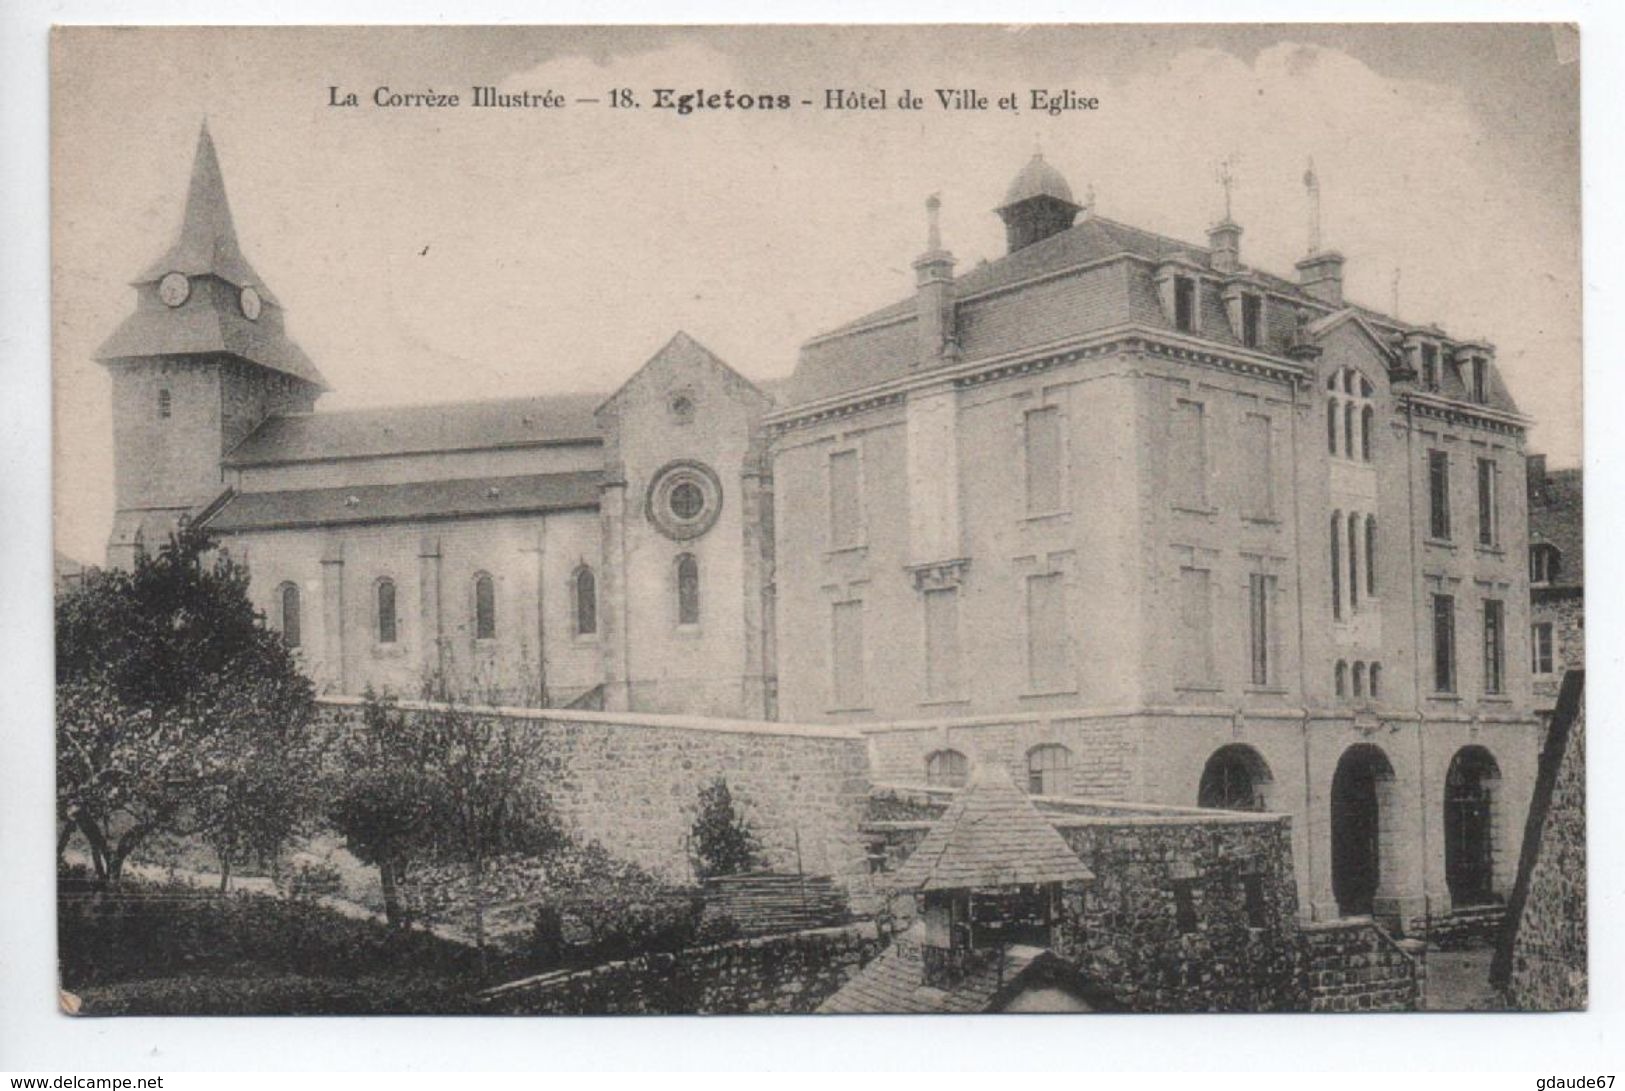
[49,23,1583,1017]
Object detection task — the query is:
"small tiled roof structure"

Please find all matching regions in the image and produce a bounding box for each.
[887,766,1094,893]
[224,393,603,467]
[205,470,601,533]
[817,933,1087,1015]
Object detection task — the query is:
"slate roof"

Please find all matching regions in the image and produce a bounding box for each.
[816,930,1057,1014]
[205,471,601,533]
[97,299,329,389]
[224,393,603,466]
[887,768,1094,894]
[1529,466,1584,589]
[137,124,271,298]
[785,205,1523,417]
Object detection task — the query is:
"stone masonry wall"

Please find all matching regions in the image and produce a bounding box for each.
[1301,919,1423,1012]
[480,922,880,1014]
[1057,815,1307,1012]
[1496,673,1586,1010]
[316,698,875,905]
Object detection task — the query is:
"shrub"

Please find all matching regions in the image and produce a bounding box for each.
[688,777,761,880]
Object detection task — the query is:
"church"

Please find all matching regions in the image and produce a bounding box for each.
[97,125,1541,934]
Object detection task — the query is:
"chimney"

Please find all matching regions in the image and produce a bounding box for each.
[912,195,957,366]
[1295,250,1345,306]
[1208,220,1242,274]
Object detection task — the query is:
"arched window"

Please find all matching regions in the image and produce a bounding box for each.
[1198,745,1272,812]
[1365,515,1378,596]
[1369,663,1382,699]
[473,572,496,640]
[1330,512,1343,620]
[1327,367,1376,464]
[376,578,398,644]
[573,565,597,636]
[1348,512,1360,611]
[1352,661,1366,698]
[1335,660,1348,697]
[1332,744,1396,916]
[676,553,700,625]
[278,581,301,649]
[925,749,969,789]
[1026,744,1073,796]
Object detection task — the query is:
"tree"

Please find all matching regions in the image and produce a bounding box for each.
[327,683,558,946]
[55,526,316,883]
[688,777,761,880]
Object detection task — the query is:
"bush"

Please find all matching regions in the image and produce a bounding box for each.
[689,778,760,880]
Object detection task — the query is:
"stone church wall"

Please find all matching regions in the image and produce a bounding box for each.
[315,697,875,901]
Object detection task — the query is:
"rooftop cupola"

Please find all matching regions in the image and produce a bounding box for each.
[996,152,1083,254]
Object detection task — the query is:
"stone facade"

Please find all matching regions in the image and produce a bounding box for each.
[1526,461,1583,717]
[1301,919,1425,1012]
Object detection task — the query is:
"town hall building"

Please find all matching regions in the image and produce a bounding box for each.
[96,126,1541,936]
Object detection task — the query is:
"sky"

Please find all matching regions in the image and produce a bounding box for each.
[51,24,1581,565]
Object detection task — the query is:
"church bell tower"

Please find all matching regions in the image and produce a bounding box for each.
[95,123,327,567]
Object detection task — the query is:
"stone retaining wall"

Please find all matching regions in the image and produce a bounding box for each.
[1301,919,1423,1012]
[317,697,875,905]
[480,922,881,1014]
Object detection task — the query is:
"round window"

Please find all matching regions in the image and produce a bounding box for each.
[670,481,704,521]
[646,460,722,541]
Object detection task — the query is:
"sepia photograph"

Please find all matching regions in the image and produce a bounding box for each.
[42,22,1584,1023]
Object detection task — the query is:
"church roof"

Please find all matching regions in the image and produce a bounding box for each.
[137,124,271,298]
[205,470,601,533]
[95,299,329,389]
[887,767,1094,893]
[1000,152,1079,209]
[223,393,603,466]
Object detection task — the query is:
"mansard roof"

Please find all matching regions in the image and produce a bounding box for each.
[887,767,1094,894]
[224,393,603,466]
[785,209,1522,418]
[205,470,601,533]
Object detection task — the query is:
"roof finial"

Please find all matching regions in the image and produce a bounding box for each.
[1216,153,1239,222]
[1303,157,1322,255]
[925,192,942,252]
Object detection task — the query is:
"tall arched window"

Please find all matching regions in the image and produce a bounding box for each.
[278,581,301,649]
[1198,745,1272,812]
[573,565,597,636]
[473,572,496,640]
[925,749,969,789]
[1026,744,1073,796]
[1335,660,1348,697]
[1352,661,1366,698]
[1327,368,1375,463]
[1369,662,1382,699]
[1347,512,1360,611]
[1365,515,1378,596]
[376,578,398,644]
[1330,512,1343,620]
[676,553,700,625]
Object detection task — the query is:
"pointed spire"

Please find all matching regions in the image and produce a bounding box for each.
[137,122,273,301]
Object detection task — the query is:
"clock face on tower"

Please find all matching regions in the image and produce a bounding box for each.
[239,286,262,321]
[158,272,190,308]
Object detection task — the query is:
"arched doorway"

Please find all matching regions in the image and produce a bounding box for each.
[1445,746,1501,907]
[1198,745,1272,812]
[1331,744,1394,917]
